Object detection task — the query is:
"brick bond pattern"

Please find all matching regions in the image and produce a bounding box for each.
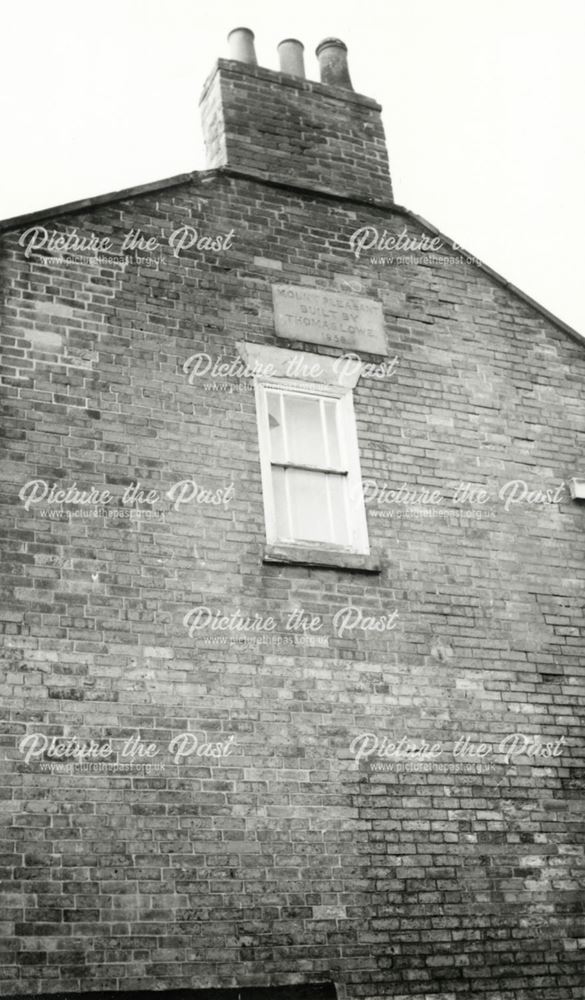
[0,56,584,1000]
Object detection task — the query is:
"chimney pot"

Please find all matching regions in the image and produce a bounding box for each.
[277,38,306,78]
[315,37,353,90]
[227,27,257,65]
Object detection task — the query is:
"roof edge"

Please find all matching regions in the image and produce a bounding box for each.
[404,209,585,349]
[0,165,394,233]
[0,165,581,348]
[0,169,218,233]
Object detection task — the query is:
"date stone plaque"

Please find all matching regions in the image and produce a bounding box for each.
[272,284,386,354]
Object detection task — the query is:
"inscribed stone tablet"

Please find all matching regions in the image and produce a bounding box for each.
[272,284,386,354]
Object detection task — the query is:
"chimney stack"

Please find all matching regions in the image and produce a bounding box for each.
[199,28,393,203]
[316,38,353,90]
[277,39,306,78]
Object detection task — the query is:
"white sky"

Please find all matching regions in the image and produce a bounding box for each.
[2,0,584,333]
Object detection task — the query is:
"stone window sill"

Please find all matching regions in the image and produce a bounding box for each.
[263,543,381,574]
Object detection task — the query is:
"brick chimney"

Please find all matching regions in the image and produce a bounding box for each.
[199,29,393,204]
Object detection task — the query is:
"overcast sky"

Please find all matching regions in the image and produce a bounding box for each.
[2,0,584,333]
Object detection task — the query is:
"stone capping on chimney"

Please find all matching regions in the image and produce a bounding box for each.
[198,58,383,112]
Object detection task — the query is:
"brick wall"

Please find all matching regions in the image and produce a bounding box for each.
[0,52,584,1000]
[200,60,393,203]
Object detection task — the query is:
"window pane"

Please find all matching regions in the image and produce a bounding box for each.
[267,391,285,462]
[324,400,341,468]
[327,475,350,545]
[289,469,330,542]
[284,394,327,466]
[273,468,347,545]
[272,466,290,538]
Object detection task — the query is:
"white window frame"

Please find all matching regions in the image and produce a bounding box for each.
[254,376,370,555]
